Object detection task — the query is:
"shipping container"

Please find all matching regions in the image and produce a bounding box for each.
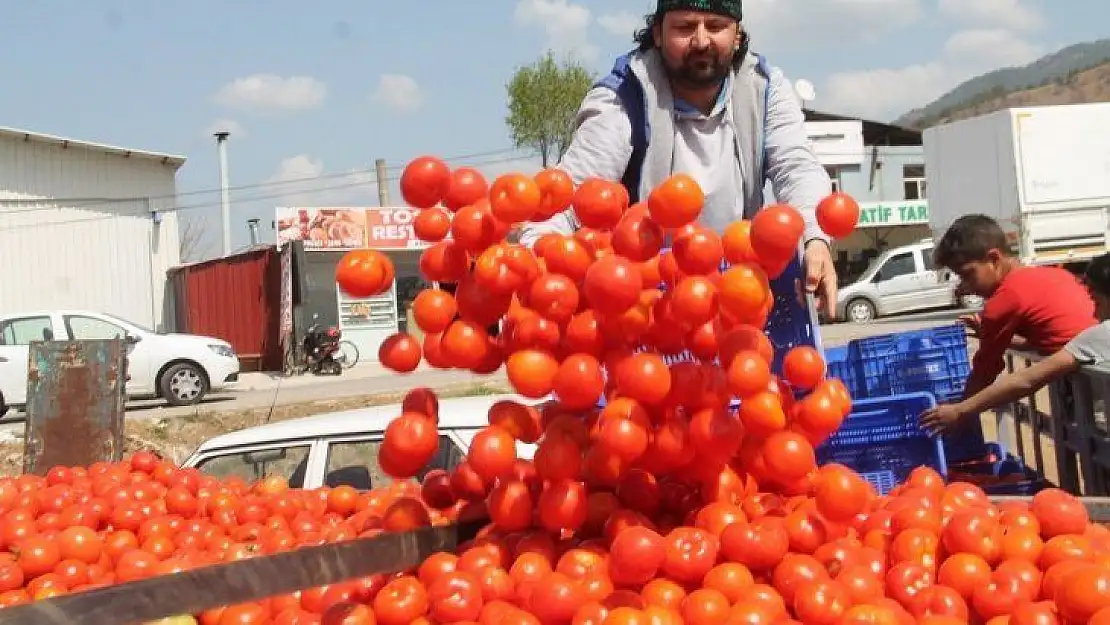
[169,247,282,372]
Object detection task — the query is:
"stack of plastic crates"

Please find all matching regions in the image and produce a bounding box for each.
[825,324,985,462]
[824,324,1049,495]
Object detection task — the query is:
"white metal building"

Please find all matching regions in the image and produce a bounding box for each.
[0,126,186,331]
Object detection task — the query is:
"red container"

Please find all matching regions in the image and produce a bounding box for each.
[169,247,282,372]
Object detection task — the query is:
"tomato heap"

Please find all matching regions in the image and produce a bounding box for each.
[379,156,864,497]
[2,441,1110,623]
[5,159,1110,624]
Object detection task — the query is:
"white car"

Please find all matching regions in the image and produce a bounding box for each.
[0,310,240,409]
[181,393,542,490]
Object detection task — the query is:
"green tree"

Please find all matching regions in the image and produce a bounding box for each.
[505,52,594,167]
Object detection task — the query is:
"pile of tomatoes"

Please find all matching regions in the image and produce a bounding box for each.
[4,159,1110,623]
[1,432,1109,623]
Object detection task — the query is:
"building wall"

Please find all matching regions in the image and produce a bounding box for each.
[828,145,927,205]
[0,135,182,330]
[808,129,931,282]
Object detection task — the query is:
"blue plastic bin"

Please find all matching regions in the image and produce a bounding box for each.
[824,345,858,394]
[849,324,971,402]
[824,324,986,463]
[815,391,947,495]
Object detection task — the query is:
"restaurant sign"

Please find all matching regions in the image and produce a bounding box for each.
[275,207,429,251]
[857,200,930,228]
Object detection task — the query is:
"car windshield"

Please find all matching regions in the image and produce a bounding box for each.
[100,313,156,334]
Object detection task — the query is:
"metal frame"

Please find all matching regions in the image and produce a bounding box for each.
[996,349,1110,496]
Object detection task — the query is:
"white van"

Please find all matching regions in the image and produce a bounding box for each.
[835,239,981,323]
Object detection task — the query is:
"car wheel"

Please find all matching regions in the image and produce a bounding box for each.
[160,362,209,406]
[846,298,877,323]
[0,392,6,419]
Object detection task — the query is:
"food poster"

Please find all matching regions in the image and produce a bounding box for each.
[275,207,429,251]
[276,208,367,250]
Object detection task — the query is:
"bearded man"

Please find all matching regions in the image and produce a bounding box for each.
[518,0,838,317]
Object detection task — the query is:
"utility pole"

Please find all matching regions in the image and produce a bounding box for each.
[375,158,389,205]
[247,218,260,247]
[215,132,232,256]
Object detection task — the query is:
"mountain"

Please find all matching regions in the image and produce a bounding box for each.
[896,39,1110,129]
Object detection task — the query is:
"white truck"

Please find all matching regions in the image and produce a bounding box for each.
[923,103,1110,269]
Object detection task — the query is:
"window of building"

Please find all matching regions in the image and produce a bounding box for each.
[903,165,926,200]
[824,166,841,192]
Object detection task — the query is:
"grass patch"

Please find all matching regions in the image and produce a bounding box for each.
[0,380,509,476]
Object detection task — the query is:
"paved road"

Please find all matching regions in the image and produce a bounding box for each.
[0,306,970,428]
[821,307,968,346]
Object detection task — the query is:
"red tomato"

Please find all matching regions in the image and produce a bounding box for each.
[443,167,489,211]
[378,332,423,373]
[401,156,451,208]
[815,192,860,239]
[609,526,666,586]
[750,204,804,266]
[335,249,394,298]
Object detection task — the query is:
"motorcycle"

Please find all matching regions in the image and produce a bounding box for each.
[302,314,344,375]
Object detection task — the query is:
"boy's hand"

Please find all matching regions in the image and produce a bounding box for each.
[920,404,964,435]
[958,313,982,337]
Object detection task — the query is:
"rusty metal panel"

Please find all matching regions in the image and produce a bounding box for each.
[23,340,126,475]
[172,247,282,371]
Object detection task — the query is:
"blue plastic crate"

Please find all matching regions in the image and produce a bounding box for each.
[849,324,971,402]
[597,247,822,407]
[815,392,947,495]
[832,325,986,462]
[824,345,859,396]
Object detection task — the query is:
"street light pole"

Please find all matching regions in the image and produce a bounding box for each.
[215,132,232,256]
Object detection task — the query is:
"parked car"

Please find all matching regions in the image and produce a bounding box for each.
[0,310,240,409]
[835,239,981,323]
[181,393,543,490]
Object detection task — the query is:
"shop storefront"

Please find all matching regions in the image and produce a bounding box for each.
[276,207,427,363]
[833,200,932,282]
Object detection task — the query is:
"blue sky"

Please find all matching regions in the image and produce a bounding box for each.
[0,0,1103,260]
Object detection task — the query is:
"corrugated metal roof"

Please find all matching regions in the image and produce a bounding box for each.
[0,125,186,169]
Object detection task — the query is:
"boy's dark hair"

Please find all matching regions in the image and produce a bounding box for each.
[933,214,1011,270]
[1085,253,1110,298]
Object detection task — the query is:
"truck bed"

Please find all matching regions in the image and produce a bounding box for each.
[924,103,1110,265]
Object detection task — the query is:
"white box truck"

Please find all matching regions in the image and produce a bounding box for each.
[923,103,1110,269]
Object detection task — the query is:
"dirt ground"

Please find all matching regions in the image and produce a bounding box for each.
[0,381,510,476]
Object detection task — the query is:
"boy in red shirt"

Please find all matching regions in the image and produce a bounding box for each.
[924,214,1097,433]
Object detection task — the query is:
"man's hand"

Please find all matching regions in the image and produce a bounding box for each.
[804,239,838,319]
[920,403,966,436]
